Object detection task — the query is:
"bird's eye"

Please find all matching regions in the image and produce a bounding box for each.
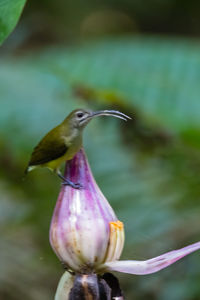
[77,112,84,118]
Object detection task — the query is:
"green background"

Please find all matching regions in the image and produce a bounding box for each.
[1,0,200,299]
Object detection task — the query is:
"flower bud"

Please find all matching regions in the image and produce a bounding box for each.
[49,149,125,273]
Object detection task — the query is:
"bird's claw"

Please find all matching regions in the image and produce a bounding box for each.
[62,180,83,189]
[73,183,83,189]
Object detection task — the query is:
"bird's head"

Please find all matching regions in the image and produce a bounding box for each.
[65,109,131,129]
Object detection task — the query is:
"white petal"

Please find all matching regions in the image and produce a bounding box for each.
[55,272,74,300]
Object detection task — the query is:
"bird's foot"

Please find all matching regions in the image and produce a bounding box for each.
[62,179,83,189]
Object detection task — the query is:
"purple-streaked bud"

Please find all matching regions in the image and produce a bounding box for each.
[49,149,125,273]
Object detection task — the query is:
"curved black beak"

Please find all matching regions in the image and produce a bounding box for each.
[90,110,132,121]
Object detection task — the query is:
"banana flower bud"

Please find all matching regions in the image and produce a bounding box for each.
[50,148,124,273]
[50,149,200,299]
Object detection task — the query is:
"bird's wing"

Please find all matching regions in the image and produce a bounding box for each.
[28,135,68,167]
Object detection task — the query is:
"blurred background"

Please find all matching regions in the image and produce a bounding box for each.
[1,0,200,299]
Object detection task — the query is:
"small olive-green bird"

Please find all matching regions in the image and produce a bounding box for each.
[25,109,131,188]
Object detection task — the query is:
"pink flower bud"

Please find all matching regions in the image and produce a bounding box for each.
[49,149,125,273]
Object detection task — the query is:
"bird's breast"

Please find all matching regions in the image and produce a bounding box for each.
[62,134,82,160]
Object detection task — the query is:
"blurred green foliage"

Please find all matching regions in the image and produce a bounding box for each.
[0,0,26,45]
[1,1,200,299]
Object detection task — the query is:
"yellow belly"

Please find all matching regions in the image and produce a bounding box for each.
[44,154,69,171]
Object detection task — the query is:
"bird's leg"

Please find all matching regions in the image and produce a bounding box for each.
[56,170,82,189]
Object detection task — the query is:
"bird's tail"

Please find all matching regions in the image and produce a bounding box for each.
[24,167,28,175]
[23,165,34,181]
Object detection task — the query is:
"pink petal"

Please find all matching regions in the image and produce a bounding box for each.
[104,241,200,275]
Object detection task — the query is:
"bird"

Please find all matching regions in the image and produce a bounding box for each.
[25,109,131,188]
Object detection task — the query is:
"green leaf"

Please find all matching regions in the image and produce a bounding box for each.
[0,0,26,45]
